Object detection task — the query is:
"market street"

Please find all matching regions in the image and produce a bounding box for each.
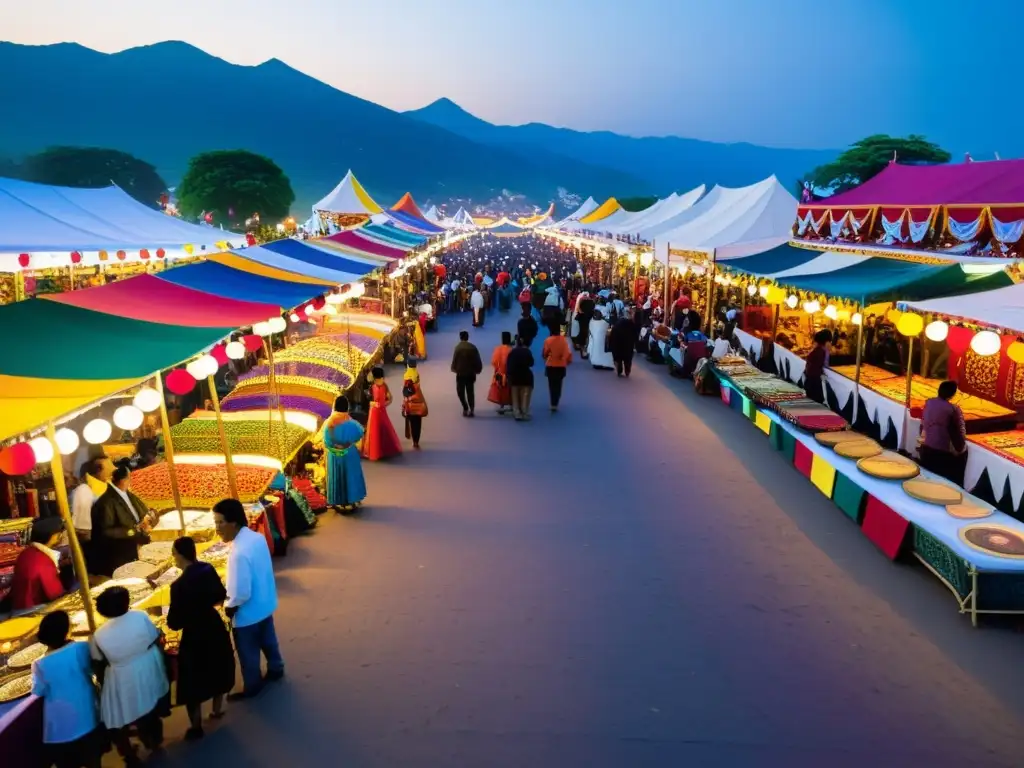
[154,311,1024,768]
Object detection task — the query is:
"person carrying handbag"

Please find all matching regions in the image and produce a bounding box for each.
[401,361,429,449]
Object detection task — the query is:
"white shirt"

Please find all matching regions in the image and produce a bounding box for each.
[32,642,99,744]
[70,483,99,532]
[470,291,484,309]
[225,526,278,628]
[110,485,139,522]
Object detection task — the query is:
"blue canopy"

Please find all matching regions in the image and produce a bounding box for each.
[260,238,381,274]
[157,262,323,307]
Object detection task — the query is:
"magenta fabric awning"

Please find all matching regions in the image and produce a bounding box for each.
[323,231,406,259]
[817,159,1024,208]
[42,273,281,327]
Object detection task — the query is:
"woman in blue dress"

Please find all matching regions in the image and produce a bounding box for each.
[322,395,367,513]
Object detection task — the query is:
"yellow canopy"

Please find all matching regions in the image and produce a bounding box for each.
[579,197,621,224]
[0,375,144,441]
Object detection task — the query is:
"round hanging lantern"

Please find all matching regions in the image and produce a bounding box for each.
[289,313,300,323]
[140,249,150,260]
[29,436,53,464]
[155,248,166,259]
[133,387,162,413]
[165,369,197,396]
[184,244,194,255]
[886,307,902,325]
[765,287,784,306]
[242,334,264,353]
[925,320,949,342]
[116,250,127,261]
[758,285,770,299]
[313,296,326,310]
[197,354,220,378]
[17,253,29,268]
[268,317,287,334]
[896,312,924,337]
[225,341,246,360]
[210,345,229,366]
[1008,341,1024,364]
[746,284,757,297]
[252,321,272,337]
[802,300,820,314]
[0,443,36,476]
[852,313,863,326]
[786,294,798,309]
[54,428,80,456]
[98,250,109,262]
[245,233,257,247]
[186,359,207,380]
[82,418,112,445]
[837,309,851,322]
[971,330,1001,357]
[946,325,973,355]
[70,251,82,264]
[824,304,838,320]
[113,405,144,431]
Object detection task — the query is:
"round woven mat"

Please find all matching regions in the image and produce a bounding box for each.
[814,431,864,447]
[903,478,963,505]
[856,451,920,480]
[946,502,994,520]
[835,439,882,459]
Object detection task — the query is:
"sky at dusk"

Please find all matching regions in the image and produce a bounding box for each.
[2,0,1021,156]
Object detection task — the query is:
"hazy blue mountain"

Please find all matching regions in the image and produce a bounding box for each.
[0,42,649,213]
[406,98,838,193]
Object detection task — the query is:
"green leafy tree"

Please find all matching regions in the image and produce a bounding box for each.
[618,195,659,212]
[20,147,167,207]
[176,150,294,227]
[804,135,951,195]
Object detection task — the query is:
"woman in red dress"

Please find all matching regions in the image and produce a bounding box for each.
[362,367,402,460]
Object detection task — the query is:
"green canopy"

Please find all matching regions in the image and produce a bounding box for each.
[721,244,1013,304]
[0,299,235,380]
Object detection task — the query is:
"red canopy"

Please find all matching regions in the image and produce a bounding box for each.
[323,231,406,259]
[42,273,280,327]
[391,192,426,220]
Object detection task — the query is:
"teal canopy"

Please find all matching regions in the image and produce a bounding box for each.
[721,244,1013,304]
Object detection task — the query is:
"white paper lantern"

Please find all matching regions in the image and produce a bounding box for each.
[198,354,219,378]
[802,300,820,314]
[747,284,757,296]
[54,428,79,456]
[325,293,343,305]
[786,294,798,309]
[323,304,339,315]
[971,330,1001,357]
[758,285,770,299]
[268,316,287,334]
[82,418,112,445]
[925,320,949,342]
[824,304,838,320]
[852,312,863,326]
[133,387,162,413]
[289,313,300,323]
[29,436,53,464]
[186,359,207,380]
[253,321,272,337]
[113,405,144,431]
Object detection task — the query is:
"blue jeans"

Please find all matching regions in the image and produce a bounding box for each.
[233,615,285,692]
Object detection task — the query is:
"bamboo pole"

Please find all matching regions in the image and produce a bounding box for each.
[264,338,289,464]
[853,304,865,423]
[46,423,97,633]
[660,240,671,314]
[154,375,186,534]
[206,374,239,500]
[905,335,915,409]
[704,249,718,335]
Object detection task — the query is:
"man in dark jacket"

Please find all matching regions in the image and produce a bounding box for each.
[450,330,483,417]
[506,336,535,421]
[91,463,154,576]
[609,311,638,378]
[517,305,539,348]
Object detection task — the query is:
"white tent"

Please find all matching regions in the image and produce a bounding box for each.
[554,196,599,227]
[618,186,705,238]
[653,176,798,263]
[312,170,383,215]
[423,205,441,223]
[451,207,476,229]
[904,282,1024,334]
[0,176,240,273]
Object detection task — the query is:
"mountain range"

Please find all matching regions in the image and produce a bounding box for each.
[0,41,836,214]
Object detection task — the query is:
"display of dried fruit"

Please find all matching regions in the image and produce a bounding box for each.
[239,361,353,390]
[137,541,175,565]
[7,642,46,669]
[130,463,276,511]
[0,673,31,702]
[220,394,333,421]
[234,375,341,397]
[170,418,310,460]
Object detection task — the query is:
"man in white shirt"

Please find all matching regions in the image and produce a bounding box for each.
[69,456,114,541]
[214,498,284,700]
[470,288,485,327]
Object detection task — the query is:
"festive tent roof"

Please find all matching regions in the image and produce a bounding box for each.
[654,177,798,262]
[451,208,476,228]
[423,205,442,223]
[361,220,430,247]
[557,197,599,225]
[485,218,530,235]
[384,209,444,234]
[391,193,426,219]
[579,197,621,225]
[223,244,372,284]
[312,170,383,215]
[809,159,1024,209]
[722,244,1013,304]
[903,282,1024,334]
[158,260,331,307]
[323,230,409,259]
[0,177,237,271]
[40,274,281,327]
[617,186,706,238]
[518,204,556,227]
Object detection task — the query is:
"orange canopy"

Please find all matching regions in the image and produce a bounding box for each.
[391,193,426,220]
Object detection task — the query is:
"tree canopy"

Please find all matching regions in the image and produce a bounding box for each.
[19,147,167,207]
[618,196,659,212]
[804,135,951,196]
[176,150,294,226]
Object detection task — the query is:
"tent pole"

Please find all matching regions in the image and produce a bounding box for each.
[264,339,289,464]
[704,249,718,335]
[660,240,671,314]
[905,335,915,409]
[45,422,97,634]
[154,375,187,534]
[207,374,239,500]
[853,300,864,425]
